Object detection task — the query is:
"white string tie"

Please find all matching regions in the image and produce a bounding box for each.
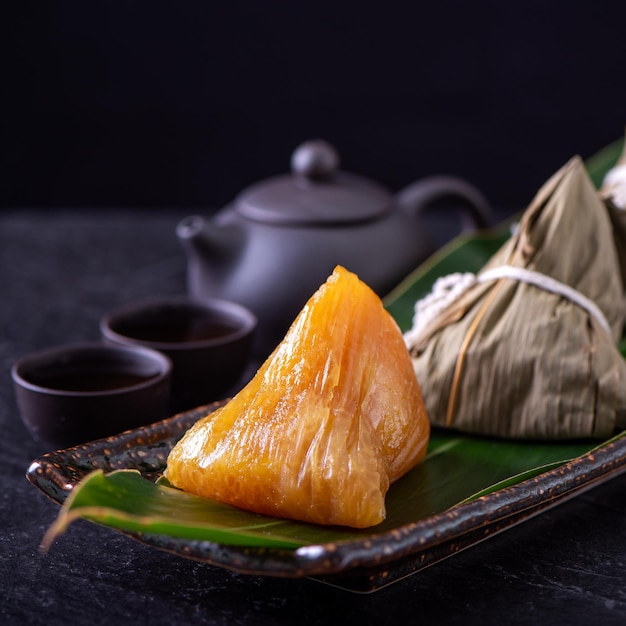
[404,265,611,346]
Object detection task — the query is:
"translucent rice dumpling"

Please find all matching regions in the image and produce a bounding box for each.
[405,156,626,440]
[165,266,430,528]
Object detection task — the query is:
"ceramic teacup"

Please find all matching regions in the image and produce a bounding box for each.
[12,342,172,449]
[100,295,257,413]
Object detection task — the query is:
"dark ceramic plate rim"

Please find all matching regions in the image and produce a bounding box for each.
[26,401,626,592]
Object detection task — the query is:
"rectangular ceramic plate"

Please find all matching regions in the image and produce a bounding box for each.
[26,139,626,592]
[25,410,626,592]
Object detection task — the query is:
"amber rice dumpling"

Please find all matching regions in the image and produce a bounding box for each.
[165,266,430,528]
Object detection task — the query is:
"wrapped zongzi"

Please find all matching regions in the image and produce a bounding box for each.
[405,156,626,440]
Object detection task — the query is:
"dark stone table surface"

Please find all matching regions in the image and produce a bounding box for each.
[3,208,626,625]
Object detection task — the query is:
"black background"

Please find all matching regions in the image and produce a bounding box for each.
[4,0,626,212]
[4,4,626,622]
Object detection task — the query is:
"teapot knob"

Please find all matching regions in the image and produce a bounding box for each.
[291,140,339,181]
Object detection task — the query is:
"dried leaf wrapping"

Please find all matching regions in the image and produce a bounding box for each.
[407,156,626,439]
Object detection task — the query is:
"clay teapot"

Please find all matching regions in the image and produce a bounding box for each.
[177,140,492,356]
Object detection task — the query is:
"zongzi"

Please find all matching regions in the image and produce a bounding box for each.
[405,156,626,440]
[165,266,430,528]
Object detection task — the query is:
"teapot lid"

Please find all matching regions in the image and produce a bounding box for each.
[234,140,392,225]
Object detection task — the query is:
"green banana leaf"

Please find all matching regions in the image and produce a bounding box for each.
[43,138,626,551]
[44,433,600,550]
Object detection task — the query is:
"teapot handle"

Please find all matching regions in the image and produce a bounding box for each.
[396,175,493,231]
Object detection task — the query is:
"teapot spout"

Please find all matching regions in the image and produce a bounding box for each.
[176,215,244,296]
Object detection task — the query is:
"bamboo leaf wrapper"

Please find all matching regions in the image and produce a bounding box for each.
[406,156,626,439]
